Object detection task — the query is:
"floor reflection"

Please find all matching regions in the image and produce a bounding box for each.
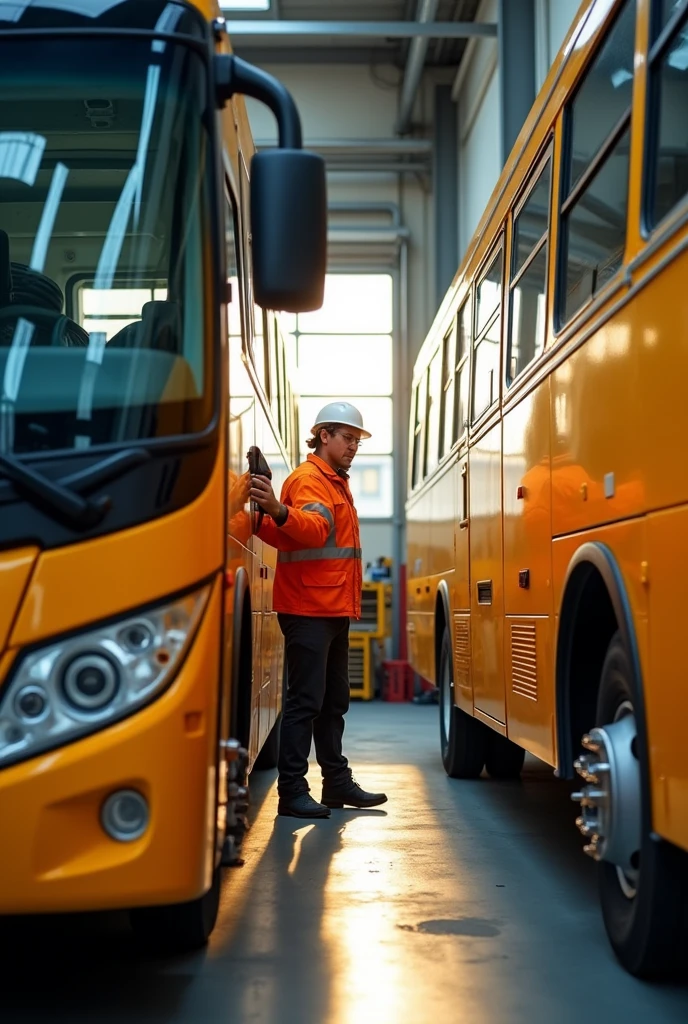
[0,705,687,1024]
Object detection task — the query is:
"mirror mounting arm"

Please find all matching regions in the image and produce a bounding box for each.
[214,55,303,151]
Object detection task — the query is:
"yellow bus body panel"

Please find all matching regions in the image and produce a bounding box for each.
[406,0,688,854]
[0,576,222,913]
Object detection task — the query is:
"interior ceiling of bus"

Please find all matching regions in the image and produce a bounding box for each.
[224,0,482,67]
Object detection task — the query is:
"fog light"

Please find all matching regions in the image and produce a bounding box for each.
[101,789,149,842]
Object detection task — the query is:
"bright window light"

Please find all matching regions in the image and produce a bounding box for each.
[222,1,271,10]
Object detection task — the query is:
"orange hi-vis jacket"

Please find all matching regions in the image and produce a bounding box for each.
[258,454,362,618]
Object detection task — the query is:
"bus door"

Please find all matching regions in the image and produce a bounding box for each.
[452,298,472,617]
[467,246,506,725]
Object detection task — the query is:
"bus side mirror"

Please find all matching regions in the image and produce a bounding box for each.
[251,150,326,313]
[214,54,327,313]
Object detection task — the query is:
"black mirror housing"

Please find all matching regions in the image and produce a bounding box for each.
[251,150,327,313]
[213,54,327,312]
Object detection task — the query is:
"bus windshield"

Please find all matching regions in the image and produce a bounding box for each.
[0,35,214,457]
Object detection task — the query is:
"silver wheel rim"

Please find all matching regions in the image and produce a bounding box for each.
[572,699,641,898]
[441,654,452,742]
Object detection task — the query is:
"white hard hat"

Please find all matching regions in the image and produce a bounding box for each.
[311,401,371,439]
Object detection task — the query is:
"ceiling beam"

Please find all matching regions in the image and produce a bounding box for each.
[223,20,497,39]
[396,0,440,136]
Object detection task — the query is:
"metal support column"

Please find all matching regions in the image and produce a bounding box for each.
[498,0,536,166]
[433,84,458,309]
[392,240,410,661]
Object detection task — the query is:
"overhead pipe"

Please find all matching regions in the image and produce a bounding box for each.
[395,0,440,136]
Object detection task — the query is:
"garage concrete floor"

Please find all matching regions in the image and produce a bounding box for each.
[2,703,688,1023]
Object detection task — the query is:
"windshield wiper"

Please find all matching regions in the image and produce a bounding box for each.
[0,452,112,530]
[59,447,152,493]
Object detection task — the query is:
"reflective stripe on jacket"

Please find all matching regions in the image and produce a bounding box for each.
[258,454,362,618]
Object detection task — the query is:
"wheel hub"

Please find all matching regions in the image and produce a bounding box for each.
[571,707,641,892]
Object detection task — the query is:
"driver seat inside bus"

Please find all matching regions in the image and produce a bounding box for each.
[0,229,88,348]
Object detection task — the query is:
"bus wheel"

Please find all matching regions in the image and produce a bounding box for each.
[439,627,486,779]
[485,732,525,779]
[130,864,221,954]
[572,631,688,977]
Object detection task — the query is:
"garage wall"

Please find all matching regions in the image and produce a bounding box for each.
[244,65,435,349]
[456,0,500,258]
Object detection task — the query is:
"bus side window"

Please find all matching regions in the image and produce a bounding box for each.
[270,320,281,427]
[453,299,470,444]
[557,0,635,326]
[645,3,688,228]
[425,350,442,476]
[472,248,503,423]
[281,343,289,450]
[508,156,551,384]
[411,377,426,489]
[252,305,267,391]
[225,192,242,343]
[439,321,456,460]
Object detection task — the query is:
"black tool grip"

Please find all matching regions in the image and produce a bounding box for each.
[247,446,272,534]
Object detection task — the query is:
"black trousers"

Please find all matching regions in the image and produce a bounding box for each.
[277,614,351,798]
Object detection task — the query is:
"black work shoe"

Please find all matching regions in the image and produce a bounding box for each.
[321,779,388,809]
[277,792,331,819]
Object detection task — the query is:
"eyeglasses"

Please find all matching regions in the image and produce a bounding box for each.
[335,432,364,449]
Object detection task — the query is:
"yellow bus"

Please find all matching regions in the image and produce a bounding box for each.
[406,0,688,978]
[0,0,324,951]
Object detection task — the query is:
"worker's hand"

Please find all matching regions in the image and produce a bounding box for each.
[249,475,282,519]
[228,471,251,517]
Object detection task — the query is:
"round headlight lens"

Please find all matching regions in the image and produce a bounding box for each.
[118,622,154,654]
[62,653,119,712]
[14,685,49,721]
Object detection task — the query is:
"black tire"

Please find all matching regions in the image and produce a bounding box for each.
[130,864,221,954]
[253,712,281,771]
[485,731,525,780]
[595,632,688,978]
[438,626,487,779]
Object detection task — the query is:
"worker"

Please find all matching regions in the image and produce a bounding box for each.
[249,402,388,819]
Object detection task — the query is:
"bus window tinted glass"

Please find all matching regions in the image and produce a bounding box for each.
[657,0,684,38]
[453,300,470,443]
[473,316,500,421]
[650,20,688,224]
[569,0,635,191]
[412,380,425,488]
[439,324,455,458]
[425,350,442,475]
[511,246,547,380]
[564,126,630,322]
[513,161,551,275]
[0,38,213,454]
[476,252,503,335]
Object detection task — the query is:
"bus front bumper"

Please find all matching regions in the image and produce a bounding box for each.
[0,578,222,914]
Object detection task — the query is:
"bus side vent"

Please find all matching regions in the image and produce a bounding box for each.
[511,621,537,701]
[477,581,493,605]
[453,615,470,692]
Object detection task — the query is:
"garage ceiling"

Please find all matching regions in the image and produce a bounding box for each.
[223,0,483,67]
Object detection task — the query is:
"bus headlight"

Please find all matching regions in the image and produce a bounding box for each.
[0,585,210,769]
